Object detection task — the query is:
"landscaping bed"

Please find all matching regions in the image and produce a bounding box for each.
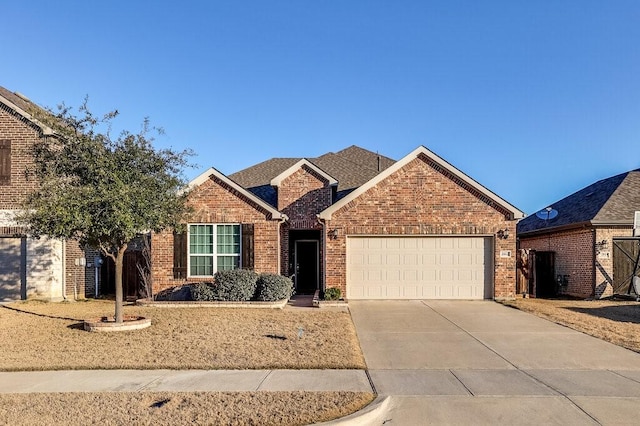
[502,297,640,353]
[0,300,366,371]
[0,391,375,426]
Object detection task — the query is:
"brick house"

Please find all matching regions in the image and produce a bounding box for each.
[0,86,95,301]
[152,145,524,300]
[517,169,640,299]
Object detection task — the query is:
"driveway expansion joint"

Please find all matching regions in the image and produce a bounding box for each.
[255,370,273,391]
[448,369,474,396]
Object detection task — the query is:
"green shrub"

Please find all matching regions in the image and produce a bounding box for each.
[189,282,216,301]
[255,273,294,301]
[212,269,259,301]
[323,287,341,300]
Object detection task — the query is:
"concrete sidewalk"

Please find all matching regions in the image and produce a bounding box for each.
[0,369,373,394]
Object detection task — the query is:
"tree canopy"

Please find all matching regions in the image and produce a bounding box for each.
[21,100,193,322]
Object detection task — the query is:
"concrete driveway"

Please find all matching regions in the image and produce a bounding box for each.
[350,300,640,425]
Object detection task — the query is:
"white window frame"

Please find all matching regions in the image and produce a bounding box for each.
[187,223,242,277]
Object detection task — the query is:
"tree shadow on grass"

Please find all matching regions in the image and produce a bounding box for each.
[564,305,640,324]
[0,304,80,322]
[66,322,86,330]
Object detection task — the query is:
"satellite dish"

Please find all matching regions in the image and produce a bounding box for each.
[536,207,558,221]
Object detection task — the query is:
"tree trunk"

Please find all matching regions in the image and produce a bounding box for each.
[114,245,127,323]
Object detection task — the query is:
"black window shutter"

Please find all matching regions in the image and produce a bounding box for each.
[241,223,254,270]
[173,230,187,279]
[0,140,10,185]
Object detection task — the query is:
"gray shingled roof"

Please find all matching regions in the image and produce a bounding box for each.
[228,145,396,206]
[0,86,48,125]
[517,169,640,235]
[0,86,36,112]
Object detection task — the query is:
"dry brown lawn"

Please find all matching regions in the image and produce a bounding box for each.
[0,391,375,426]
[502,298,640,353]
[0,300,366,371]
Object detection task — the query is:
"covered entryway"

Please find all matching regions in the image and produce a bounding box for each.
[289,230,321,294]
[346,236,492,299]
[0,237,25,301]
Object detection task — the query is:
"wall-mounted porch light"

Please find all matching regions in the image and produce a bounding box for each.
[327,228,339,240]
[496,229,510,240]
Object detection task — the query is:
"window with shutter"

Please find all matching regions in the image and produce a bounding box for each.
[0,140,10,185]
[187,224,241,277]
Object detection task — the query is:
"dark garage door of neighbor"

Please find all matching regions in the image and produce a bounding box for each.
[0,238,25,301]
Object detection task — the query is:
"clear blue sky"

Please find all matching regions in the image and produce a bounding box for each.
[3,1,639,215]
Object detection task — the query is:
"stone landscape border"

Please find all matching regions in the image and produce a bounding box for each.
[84,316,152,332]
[313,290,349,309]
[136,299,289,309]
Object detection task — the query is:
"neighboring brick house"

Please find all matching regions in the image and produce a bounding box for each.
[152,145,524,300]
[0,86,95,301]
[517,169,640,299]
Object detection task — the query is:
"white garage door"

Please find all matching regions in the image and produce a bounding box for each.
[0,238,23,301]
[347,236,492,300]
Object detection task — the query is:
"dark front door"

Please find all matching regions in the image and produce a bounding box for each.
[295,240,319,294]
[534,251,556,298]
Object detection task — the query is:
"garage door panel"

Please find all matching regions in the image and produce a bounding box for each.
[0,238,24,301]
[347,236,492,300]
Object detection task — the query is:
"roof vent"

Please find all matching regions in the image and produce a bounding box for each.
[14,92,31,102]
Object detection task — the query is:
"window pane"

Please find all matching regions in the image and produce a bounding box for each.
[217,255,240,271]
[217,224,240,255]
[190,255,213,276]
[190,225,213,254]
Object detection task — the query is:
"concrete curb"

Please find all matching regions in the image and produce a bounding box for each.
[314,395,391,425]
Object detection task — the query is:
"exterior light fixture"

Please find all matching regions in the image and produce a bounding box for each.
[496,229,510,240]
[327,228,339,240]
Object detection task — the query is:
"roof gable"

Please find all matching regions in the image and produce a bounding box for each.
[228,145,396,202]
[318,145,524,220]
[270,159,337,187]
[0,86,54,135]
[188,167,287,220]
[518,169,640,234]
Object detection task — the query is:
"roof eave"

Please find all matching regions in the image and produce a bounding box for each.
[517,221,593,238]
[270,159,338,187]
[319,145,525,220]
[590,220,634,227]
[0,93,55,136]
[189,167,288,220]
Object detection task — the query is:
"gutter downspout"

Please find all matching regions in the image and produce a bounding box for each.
[276,213,288,276]
[317,215,327,293]
[591,229,597,298]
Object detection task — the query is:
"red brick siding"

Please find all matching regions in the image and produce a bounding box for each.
[277,165,332,227]
[64,240,88,298]
[324,155,518,299]
[276,165,332,279]
[519,229,594,298]
[1,104,94,300]
[151,176,281,293]
[0,107,40,208]
[519,226,635,299]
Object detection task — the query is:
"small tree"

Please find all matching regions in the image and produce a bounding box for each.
[21,100,192,323]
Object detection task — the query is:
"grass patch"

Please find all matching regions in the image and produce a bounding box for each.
[0,300,366,371]
[502,298,640,353]
[0,391,375,426]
